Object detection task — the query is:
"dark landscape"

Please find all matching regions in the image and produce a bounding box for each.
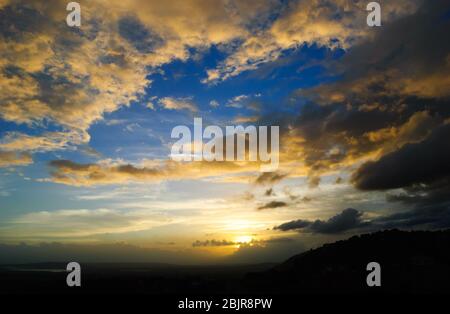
[2,229,450,295]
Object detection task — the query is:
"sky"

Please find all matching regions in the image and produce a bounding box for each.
[0,0,450,264]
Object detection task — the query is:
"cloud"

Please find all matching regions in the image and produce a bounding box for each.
[370,204,450,230]
[209,100,219,108]
[1,0,439,182]
[274,219,311,231]
[275,204,450,235]
[0,130,87,152]
[0,0,276,158]
[254,172,287,185]
[46,158,264,186]
[158,97,198,113]
[274,208,365,234]
[0,151,32,167]
[308,176,321,189]
[225,237,306,264]
[257,201,287,210]
[117,15,164,53]
[193,237,301,264]
[352,122,450,223]
[3,207,171,239]
[225,94,261,111]
[192,239,236,247]
[248,0,450,184]
[226,94,250,108]
[352,124,450,191]
[203,0,421,83]
[233,115,260,124]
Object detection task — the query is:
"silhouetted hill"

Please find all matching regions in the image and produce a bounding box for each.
[244,229,450,293]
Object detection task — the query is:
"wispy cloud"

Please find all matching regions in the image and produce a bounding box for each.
[158,97,198,113]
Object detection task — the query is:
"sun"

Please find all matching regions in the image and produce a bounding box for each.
[235,235,253,244]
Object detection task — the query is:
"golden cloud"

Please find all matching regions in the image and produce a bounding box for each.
[0,151,33,167]
[0,0,273,155]
[158,97,198,113]
[203,0,421,83]
[47,158,268,186]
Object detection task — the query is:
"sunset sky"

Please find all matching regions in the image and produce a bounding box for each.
[1,0,449,264]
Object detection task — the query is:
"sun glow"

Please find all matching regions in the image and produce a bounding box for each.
[235,235,253,244]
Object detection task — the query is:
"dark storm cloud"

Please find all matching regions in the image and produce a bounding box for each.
[274,219,311,232]
[299,0,450,103]
[300,208,366,234]
[257,201,287,210]
[386,178,450,207]
[339,0,450,86]
[274,208,366,234]
[336,0,450,224]
[275,204,450,234]
[371,205,450,230]
[352,124,450,191]
[275,0,450,176]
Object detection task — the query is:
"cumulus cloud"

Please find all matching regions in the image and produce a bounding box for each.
[352,124,450,191]
[0,0,274,158]
[274,208,366,234]
[351,122,450,221]
[203,0,421,83]
[275,204,450,234]
[251,0,450,185]
[0,0,437,181]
